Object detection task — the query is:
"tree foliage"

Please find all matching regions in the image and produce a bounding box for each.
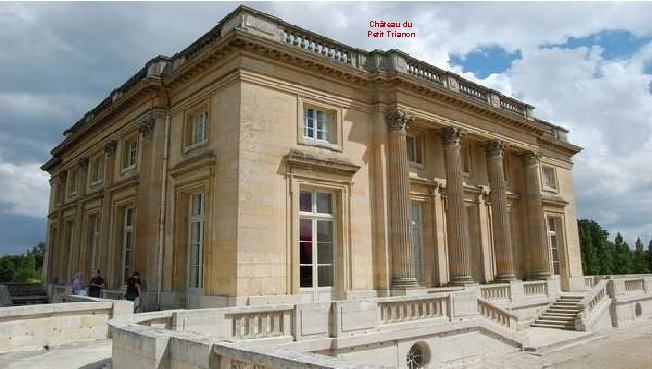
[0,242,45,283]
[578,219,651,275]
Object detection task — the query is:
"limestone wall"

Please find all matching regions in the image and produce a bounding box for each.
[0,297,132,352]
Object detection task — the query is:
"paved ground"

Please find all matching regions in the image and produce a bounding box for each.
[0,339,110,369]
[465,317,652,369]
[2,318,652,369]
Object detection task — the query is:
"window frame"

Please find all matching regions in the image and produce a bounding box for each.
[88,154,105,186]
[184,107,210,152]
[121,206,135,285]
[406,132,425,166]
[546,216,562,275]
[298,187,337,291]
[410,201,424,285]
[121,134,139,171]
[461,141,473,178]
[298,99,343,151]
[541,165,559,193]
[187,192,205,289]
[89,214,101,270]
[66,168,79,197]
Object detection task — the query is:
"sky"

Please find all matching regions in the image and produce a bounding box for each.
[1,1,651,255]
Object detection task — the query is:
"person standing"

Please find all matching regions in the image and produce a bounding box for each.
[88,269,105,298]
[72,272,86,296]
[124,271,143,313]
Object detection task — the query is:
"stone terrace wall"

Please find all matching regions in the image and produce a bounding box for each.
[0,296,132,352]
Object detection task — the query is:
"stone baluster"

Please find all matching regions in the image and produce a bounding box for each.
[386,110,418,288]
[485,141,517,281]
[522,151,551,279]
[440,127,474,285]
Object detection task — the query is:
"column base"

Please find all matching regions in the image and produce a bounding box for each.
[494,273,518,283]
[529,271,552,280]
[449,275,476,286]
[391,277,419,289]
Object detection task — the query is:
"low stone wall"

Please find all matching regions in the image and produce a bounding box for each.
[0,296,132,352]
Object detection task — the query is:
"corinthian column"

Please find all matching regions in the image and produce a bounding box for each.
[386,110,418,288]
[522,151,551,279]
[440,127,475,285]
[485,141,517,281]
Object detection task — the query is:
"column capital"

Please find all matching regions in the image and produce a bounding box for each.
[520,151,541,166]
[385,109,414,132]
[104,140,117,157]
[77,157,89,170]
[139,118,155,140]
[484,140,506,158]
[439,126,467,146]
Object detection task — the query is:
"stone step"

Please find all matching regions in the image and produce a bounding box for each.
[541,313,576,319]
[552,301,581,307]
[530,322,576,330]
[539,314,575,323]
[559,295,584,300]
[536,317,575,324]
[549,306,581,312]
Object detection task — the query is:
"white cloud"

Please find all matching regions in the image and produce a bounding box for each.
[0,157,49,218]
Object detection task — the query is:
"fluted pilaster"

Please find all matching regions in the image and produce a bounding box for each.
[485,141,517,281]
[441,127,475,285]
[522,151,551,279]
[386,110,418,288]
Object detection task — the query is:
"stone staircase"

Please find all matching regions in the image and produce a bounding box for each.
[531,295,584,330]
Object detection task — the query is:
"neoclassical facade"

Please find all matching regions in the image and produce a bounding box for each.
[42,6,583,310]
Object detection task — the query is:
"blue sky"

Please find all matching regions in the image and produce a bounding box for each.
[1,2,652,255]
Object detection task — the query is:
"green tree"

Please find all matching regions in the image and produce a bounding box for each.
[632,237,650,274]
[647,240,652,273]
[613,233,633,274]
[578,219,600,275]
[0,242,45,283]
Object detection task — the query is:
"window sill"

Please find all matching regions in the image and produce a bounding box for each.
[121,165,137,175]
[543,187,559,194]
[300,138,342,152]
[183,140,208,155]
[89,180,103,187]
[409,161,425,170]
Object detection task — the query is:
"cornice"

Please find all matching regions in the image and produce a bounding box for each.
[284,149,360,176]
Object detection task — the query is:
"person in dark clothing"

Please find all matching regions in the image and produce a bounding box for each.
[88,269,105,298]
[125,271,143,312]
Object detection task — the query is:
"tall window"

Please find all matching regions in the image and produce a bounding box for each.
[188,193,205,288]
[122,137,138,169]
[66,169,78,196]
[187,111,208,147]
[542,166,558,191]
[547,217,560,275]
[461,143,472,175]
[410,202,424,284]
[407,134,424,164]
[89,156,104,184]
[89,215,101,269]
[303,108,330,142]
[299,189,335,289]
[122,207,134,284]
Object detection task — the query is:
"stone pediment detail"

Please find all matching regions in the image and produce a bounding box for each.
[284,149,360,176]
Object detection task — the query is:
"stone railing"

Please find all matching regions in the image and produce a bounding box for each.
[479,284,511,301]
[101,289,126,300]
[0,296,132,352]
[477,297,517,329]
[377,294,449,324]
[584,276,597,289]
[624,278,645,293]
[281,28,358,68]
[499,96,527,116]
[406,60,445,85]
[575,279,610,331]
[522,281,548,297]
[227,307,292,339]
[458,80,489,102]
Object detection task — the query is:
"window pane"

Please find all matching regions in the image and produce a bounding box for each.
[300,219,312,241]
[190,267,198,288]
[191,194,203,216]
[191,222,202,243]
[406,136,416,162]
[317,220,333,242]
[553,262,560,275]
[300,191,312,212]
[317,242,333,264]
[548,217,556,232]
[300,265,313,288]
[300,241,312,264]
[316,193,332,214]
[317,265,334,287]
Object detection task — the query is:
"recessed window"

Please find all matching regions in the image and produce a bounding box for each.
[303,107,332,142]
[188,193,205,288]
[542,165,558,191]
[411,202,424,284]
[89,215,101,269]
[122,207,134,285]
[461,143,472,175]
[299,189,335,289]
[547,217,561,275]
[89,155,104,185]
[186,111,208,148]
[407,134,424,165]
[66,169,78,196]
[122,136,138,170]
